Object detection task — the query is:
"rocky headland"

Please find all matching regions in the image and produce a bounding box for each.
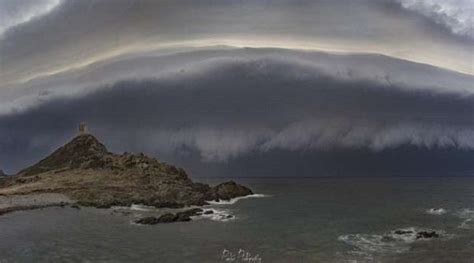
[0,133,253,220]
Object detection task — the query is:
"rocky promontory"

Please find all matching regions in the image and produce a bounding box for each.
[0,133,253,213]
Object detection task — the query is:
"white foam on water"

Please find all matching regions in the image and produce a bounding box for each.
[207,194,268,205]
[459,219,473,229]
[110,205,130,210]
[387,228,420,243]
[194,208,235,222]
[457,208,474,218]
[129,204,155,211]
[457,209,474,229]
[111,204,155,212]
[426,208,447,215]
[338,227,445,255]
[338,233,409,254]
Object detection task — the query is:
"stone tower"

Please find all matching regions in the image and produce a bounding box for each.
[79,122,88,135]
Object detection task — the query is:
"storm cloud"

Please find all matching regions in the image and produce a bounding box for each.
[0,1,473,176]
[1,0,473,87]
[0,48,473,174]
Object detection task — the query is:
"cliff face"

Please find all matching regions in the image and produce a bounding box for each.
[1,134,252,208]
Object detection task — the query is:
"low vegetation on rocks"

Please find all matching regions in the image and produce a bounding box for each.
[0,134,253,209]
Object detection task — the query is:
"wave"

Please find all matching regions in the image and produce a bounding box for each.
[338,227,446,255]
[194,208,235,222]
[457,208,474,218]
[130,204,156,211]
[457,208,474,229]
[111,204,156,212]
[207,194,268,205]
[459,219,473,229]
[339,233,409,254]
[426,208,447,215]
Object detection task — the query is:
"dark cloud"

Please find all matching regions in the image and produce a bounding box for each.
[1,51,473,174]
[2,48,472,115]
[1,0,472,86]
[1,1,473,176]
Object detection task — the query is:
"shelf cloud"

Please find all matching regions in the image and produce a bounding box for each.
[0,48,473,173]
[0,0,473,175]
[1,48,472,116]
[1,0,473,88]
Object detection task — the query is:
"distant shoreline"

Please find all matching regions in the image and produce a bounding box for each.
[0,193,72,216]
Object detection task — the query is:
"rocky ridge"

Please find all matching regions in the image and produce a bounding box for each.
[0,134,253,209]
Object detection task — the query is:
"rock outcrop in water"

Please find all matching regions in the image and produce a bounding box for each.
[393,229,440,239]
[0,134,253,210]
[134,208,204,224]
[212,181,254,201]
[416,231,439,239]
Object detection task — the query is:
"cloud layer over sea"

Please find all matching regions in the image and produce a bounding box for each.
[1,48,473,174]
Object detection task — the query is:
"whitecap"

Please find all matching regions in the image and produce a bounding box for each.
[339,227,445,255]
[110,205,130,210]
[207,194,268,205]
[129,204,155,211]
[457,209,474,229]
[109,204,154,211]
[457,208,474,219]
[460,219,474,229]
[194,208,235,222]
[426,208,447,215]
[338,233,409,254]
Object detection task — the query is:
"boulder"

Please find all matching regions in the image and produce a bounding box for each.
[135,216,160,225]
[157,213,179,223]
[134,208,208,225]
[416,231,439,239]
[70,204,81,209]
[174,213,192,222]
[394,230,414,235]
[177,208,203,217]
[212,181,253,200]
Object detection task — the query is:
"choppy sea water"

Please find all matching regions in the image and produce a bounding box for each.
[1,177,474,262]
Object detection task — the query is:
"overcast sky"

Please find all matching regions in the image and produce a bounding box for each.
[0,0,473,175]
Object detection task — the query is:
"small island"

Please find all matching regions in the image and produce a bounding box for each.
[0,126,253,222]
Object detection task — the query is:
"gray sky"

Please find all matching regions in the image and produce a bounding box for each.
[0,0,473,175]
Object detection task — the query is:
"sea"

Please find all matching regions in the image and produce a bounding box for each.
[1,177,474,262]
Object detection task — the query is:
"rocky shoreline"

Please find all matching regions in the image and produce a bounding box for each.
[0,193,72,216]
[133,208,224,225]
[0,193,238,224]
[0,134,254,219]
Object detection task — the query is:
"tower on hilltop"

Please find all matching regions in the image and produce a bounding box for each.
[78,122,88,135]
